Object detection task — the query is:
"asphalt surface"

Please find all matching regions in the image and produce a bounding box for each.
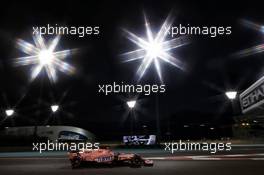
[0,157,262,175]
[0,146,263,175]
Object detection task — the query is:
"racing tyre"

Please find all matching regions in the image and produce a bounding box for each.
[130,155,142,168]
[71,157,82,169]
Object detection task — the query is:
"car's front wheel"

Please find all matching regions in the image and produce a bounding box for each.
[130,155,142,168]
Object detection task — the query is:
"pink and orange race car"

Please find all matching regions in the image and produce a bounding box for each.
[68,148,154,168]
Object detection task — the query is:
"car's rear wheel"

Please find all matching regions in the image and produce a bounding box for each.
[71,157,81,169]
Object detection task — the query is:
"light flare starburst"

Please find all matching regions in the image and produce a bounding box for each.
[234,19,264,58]
[122,13,189,82]
[14,34,75,82]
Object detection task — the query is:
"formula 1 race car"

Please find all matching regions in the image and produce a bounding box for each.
[68,148,154,168]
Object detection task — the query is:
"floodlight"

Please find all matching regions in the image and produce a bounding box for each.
[225,91,237,100]
[127,100,136,109]
[38,50,53,65]
[5,109,14,117]
[51,105,59,113]
[122,13,189,82]
[14,34,75,82]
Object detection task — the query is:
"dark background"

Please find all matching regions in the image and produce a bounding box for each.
[0,0,263,140]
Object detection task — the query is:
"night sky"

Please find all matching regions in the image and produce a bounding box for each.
[0,0,263,139]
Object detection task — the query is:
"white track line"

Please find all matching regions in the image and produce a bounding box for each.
[146,153,264,160]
